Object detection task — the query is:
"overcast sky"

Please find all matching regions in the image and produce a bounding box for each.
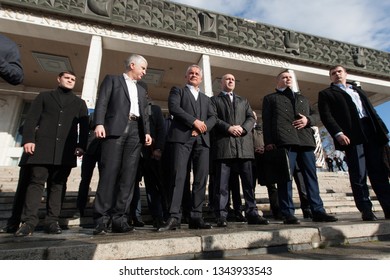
[169,0,390,128]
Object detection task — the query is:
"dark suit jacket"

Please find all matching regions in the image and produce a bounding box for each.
[167,86,215,147]
[22,87,89,167]
[93,74,150,141]
[318,84,389,150]
[0,34,24,85]
[210,92,255,159]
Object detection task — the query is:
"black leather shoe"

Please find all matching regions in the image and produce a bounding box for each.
[157,217,180,232]
[302,209,313,219]
[216,218,228,228]
[312,212,338,222]
[247,215,269,225]
[189,218,212,229]
[132,218,145,227]
[112,222,135,233]
[384,211,390,220]
[14,223,34,237]
[234,211,247,223]
[45,222,62,234]
[283,215,300,224]
[0,223,19,234]
[93,223,108,235]
[272,212,284,221]
[153,217,165,228]
[362,211,377,221]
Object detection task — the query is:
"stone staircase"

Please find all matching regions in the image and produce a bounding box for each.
[0,166,380,228]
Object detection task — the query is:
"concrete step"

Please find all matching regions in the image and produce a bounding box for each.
[0,167,376,229]
[1,212,389,260]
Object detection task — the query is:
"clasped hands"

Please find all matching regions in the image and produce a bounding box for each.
[228,125,244,137]
[192,119,207,136]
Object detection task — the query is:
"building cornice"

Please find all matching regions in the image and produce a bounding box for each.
[1,0,389,79]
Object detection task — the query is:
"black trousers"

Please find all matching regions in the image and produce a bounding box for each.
[77,151,100,214]
[7,166,31,226]
[21,165,72,228]
[93,120,142,228]
[168,137,209,220]
[214,159,259,219]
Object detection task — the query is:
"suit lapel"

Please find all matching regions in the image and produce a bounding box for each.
[119,75,130,102]
[49,89,77,109]
[136,83,144,116]
[50,90,62,108]
[185,87,197,114]
[219,92,234,123]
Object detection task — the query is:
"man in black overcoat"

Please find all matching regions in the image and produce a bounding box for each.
[211,73,269,227]
[15,71,89,236]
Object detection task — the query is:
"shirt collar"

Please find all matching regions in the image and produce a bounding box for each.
[222,91,233,95]
[186,84,199,92]
[123,73,137,83]
[333,83,352,90]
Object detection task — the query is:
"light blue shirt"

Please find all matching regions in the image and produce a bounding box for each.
[335,83,367,119]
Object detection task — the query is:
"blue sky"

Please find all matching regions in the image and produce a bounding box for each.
[169,0,390,129]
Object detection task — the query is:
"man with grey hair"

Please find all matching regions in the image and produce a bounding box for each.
[92,54,152,235]
[158,64,216,231]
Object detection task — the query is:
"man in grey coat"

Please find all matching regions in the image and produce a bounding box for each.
[15,71,89,237]
[211,73,269,227]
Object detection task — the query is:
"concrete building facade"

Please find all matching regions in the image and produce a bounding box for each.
[0,0,389,166]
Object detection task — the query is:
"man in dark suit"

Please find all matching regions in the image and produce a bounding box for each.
[262,69,337,224]
[211,73,269,227]
[318,65,390,221]
[14,71,89,237]
[158,64,216,231]
[129,81,168,228]
[92,54,152,235]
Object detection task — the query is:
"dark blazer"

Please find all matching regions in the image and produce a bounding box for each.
[93,74,150,141]
[0,34,24,85]
[318,84,389,150]
[148,103,166,151]
[22,87,89,167]
[210,92,255,159]
[167,86,216,147]
[262,88,318,149]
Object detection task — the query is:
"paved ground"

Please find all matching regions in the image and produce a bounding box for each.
[1,212,390,260]
[228,239,390,260]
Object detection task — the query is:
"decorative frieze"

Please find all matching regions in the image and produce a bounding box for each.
[1,0,389,77]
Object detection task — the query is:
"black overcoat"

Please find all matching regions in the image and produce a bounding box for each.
[22,87,89,167]
[210,92,255,159]
[318,84,388,151]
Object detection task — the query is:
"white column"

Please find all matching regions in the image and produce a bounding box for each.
[197,55,213,97]
[81,35,102,110]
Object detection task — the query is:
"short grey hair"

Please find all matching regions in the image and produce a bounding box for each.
[124,54,148,70]
[185,64,203,77]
